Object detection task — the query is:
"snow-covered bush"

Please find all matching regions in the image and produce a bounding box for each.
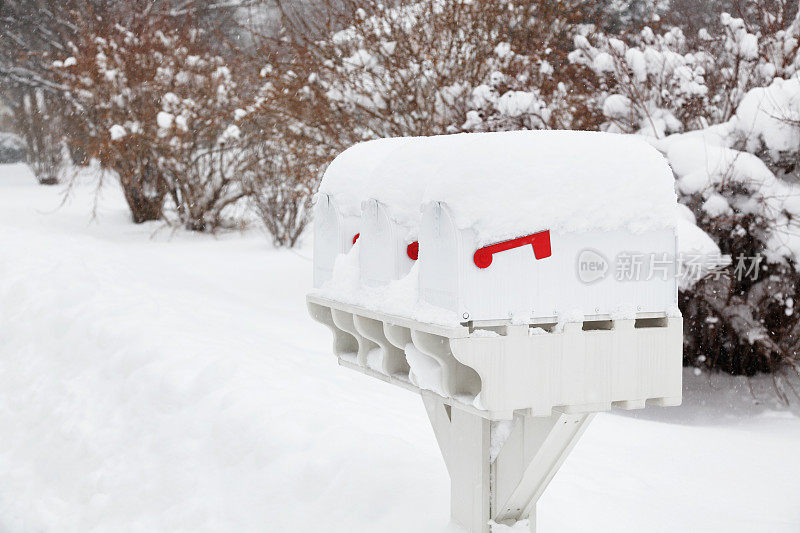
[570,26,716,136]
[55,17,248,229]
[242,0,606,245]
[55,23,174,222]
[459,5,603,133]
[307,0,488,138]
[300,0,604,138]
[1,1,221,186]
[652,77,800,385]
[570,10,800,137]
[146,50,250,231]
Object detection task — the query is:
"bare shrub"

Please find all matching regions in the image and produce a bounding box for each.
[14,90,66,185]
[237,53,337,246]
[241,139,321,247]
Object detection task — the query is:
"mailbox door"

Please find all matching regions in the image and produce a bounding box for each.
[460,229,678,322]
[419,202,461,315]
[360,199,415,287]
[313,195,360,288]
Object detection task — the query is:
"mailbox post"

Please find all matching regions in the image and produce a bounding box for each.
[308,130,683,532]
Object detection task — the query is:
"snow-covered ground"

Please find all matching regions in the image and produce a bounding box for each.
[0,163,798,532]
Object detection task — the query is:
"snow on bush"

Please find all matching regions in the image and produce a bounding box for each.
[301,0,604,138]
[652,90,800,384]
[737,76,800,169]
[246,0,610,244]
[570,10,800,137]
[55,18,248,230]
[147,57,249,232]
[307,0,493,138]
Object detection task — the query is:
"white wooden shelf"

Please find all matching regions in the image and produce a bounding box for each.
[308,295,682,421]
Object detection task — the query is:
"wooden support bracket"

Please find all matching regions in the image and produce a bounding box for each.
[423,394,594,533]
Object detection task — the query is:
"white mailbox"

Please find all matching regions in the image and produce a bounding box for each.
[419,204,677,322]
[308,130,683,533]
[359,134,474,287]
[313,137,411,287]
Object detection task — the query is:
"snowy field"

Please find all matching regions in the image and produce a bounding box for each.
[0,163,799,533]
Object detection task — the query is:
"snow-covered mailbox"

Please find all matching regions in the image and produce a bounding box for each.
[313,136,412,287]
[307,130,683,532]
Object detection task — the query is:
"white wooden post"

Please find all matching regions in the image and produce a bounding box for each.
[423,393,594,533]
[423,393,492,532]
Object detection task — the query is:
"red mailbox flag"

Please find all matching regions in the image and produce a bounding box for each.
[473,230,551,269]
[407,241,419,260]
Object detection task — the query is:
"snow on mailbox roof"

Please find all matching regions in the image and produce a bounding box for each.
[366,133,480,230]
[422,130,677,244]
[317,137,413,217]
[320,130,677,243]
[320,134,472,230]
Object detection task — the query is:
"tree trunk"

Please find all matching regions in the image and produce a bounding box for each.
[121,183,165,223]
